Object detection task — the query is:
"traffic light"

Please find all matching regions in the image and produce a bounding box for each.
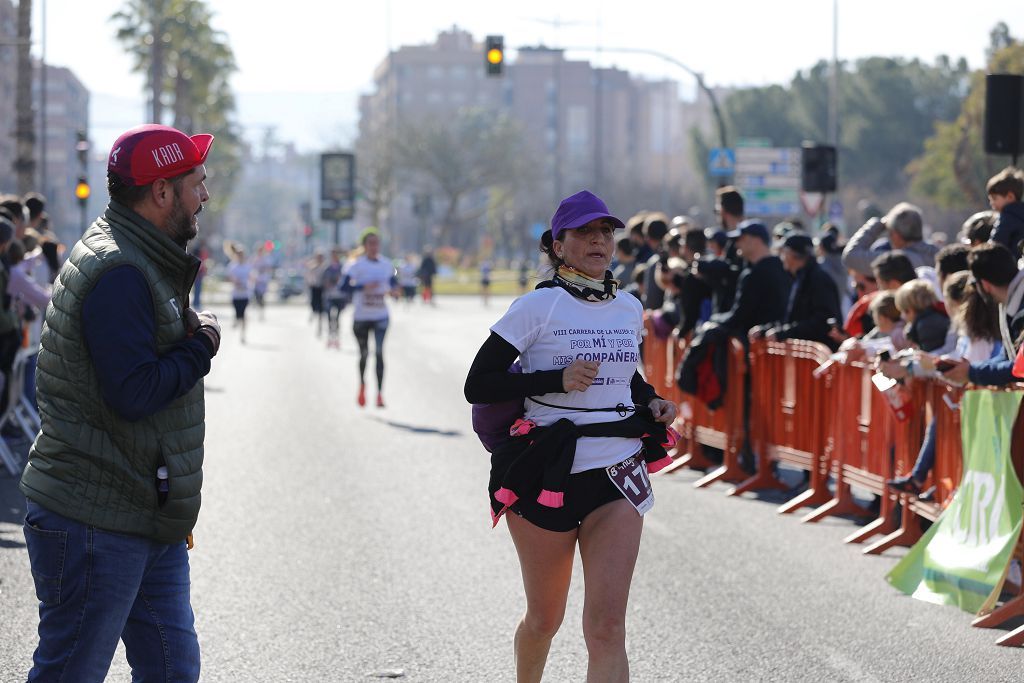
[74,176,90,204]
[485,35,504,77]
[76,130,90,167]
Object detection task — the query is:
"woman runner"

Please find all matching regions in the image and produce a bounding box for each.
[464,190,677,682]
[322,248,347,349]
[305,250,327,335]
[225,241,252,344]
[344,228,399,407]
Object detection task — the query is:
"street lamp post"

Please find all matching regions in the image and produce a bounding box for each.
[558,45,729,151]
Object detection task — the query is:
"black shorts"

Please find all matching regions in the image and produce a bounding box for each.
[504,462,630,533]
[232,297,249,319]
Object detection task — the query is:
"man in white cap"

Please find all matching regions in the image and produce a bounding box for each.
[20,124,221,682]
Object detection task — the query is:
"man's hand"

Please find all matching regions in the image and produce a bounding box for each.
[648,398,677,424]
[940,358,970,385]
[195,310,220,337]
[562,359,600,392]
[190,309,221,357]
[828,327,848,344]
[843,342,867,362]
[877,359,908,380]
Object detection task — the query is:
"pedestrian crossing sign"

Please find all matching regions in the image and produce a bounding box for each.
[708,148,736,177]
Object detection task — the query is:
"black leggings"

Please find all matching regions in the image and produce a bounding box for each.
[326,297,345,336]
[353,319,388,389]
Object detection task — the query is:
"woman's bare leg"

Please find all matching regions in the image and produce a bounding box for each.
[506,513,578,683]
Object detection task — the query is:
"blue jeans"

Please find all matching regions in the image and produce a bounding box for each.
[23,500,200,682]
[910,418,937,484]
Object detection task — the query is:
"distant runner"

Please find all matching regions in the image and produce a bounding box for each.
[344,229,398,407]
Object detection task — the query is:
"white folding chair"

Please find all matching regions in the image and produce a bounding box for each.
[0,349,36,475]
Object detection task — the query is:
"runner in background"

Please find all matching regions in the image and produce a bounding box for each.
[252,242,273,321]
[226,241,252,344]
[344,228,399,407]
[480,259,493,307]
[305,250,327,336]
[398,253,419,305]
[518,257,531,295]
[322,247,347,349]
[418,248,437,305]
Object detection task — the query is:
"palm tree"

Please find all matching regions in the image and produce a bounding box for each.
[111,0,243,230]
[111,0,176,123]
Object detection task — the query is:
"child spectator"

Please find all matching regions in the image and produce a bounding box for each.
[862,291,908,348]
[886,270,1004,496]
[987,166,1024,257]
[895,279,950,352]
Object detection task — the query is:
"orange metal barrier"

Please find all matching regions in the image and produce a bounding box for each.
[644,322,1024,647]
[642,321,747,486]
[742,338,834,503]
[921,383,964,514]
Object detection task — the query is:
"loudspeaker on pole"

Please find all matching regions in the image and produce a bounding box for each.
[800,143,837,193]
[984,74,1024,163]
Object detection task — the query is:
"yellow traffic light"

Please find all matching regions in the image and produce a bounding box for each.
[485,35,504,77]
[75,178,90,201]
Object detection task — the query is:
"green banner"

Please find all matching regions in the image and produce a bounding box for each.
[887,390,1024,614]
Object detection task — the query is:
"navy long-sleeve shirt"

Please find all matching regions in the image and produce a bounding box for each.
[81,265,213,422]
[968,357,1016,387]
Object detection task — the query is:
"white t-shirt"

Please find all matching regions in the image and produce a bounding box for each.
[490,287,643,473]
[398,261,418,287]
[345,256,396,322]
[228,262,252,299]
[253,254,272,291]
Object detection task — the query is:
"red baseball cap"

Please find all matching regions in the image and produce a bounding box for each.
[108,124,214,186]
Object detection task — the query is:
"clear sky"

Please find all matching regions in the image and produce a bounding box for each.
[32,0,1023,153]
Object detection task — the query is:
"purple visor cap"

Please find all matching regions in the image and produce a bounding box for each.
[550,190,625,241]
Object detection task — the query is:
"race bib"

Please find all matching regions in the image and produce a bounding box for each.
[606,454,654,516]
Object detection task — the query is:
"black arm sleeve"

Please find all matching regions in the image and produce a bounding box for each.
[631,370,660,405]
[464,332,566,404]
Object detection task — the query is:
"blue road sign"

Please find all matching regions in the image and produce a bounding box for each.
[708,148,736,177]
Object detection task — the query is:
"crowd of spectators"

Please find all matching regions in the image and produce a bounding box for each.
[0,192,63,429]
[623,165,1024,490]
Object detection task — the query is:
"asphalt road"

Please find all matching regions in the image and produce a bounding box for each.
[0,295,1021,682]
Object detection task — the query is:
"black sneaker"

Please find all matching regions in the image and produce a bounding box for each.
[886,475,921,495]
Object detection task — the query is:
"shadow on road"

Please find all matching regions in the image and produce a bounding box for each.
[367,417,461,437]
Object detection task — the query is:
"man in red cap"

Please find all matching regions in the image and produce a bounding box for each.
[19,124,221,681]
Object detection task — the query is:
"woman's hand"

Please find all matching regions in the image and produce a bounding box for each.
[648,398,677,424]
[562,359,600,392]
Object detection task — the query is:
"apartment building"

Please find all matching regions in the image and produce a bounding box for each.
[358,27,718,252]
